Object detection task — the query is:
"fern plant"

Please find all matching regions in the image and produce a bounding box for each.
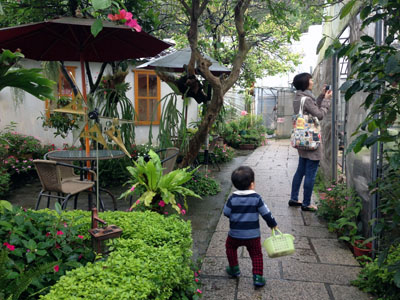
[120,150,201,214]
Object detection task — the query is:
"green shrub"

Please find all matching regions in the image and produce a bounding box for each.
[41,210,199,300]
[183,171,221,197]
[352,244,400,299]
[120,150,200,214]
[0,204,95,300]
[316,182,352,223]
[0,169,10,198]
[222,114,267,148]
[213,143,235,163]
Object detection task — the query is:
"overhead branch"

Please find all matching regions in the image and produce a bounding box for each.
[223,0,251,93]
[179,0,191,15]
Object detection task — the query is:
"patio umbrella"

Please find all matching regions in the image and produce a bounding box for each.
[0,16,170,154]
[0,17,171,209]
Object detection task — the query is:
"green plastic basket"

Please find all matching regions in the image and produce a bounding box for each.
[263,229,295,258]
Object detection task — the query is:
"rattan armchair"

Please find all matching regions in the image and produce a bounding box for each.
[33,160,96,210]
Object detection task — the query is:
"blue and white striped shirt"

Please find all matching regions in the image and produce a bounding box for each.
[223,190,277,239]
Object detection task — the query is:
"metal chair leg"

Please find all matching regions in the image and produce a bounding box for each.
[61,194,73,210]
[99,188,117,211]
[35,190,44,210]
[46,191,51,208]
[73,193,79,209]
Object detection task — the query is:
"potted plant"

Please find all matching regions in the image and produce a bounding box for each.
[120,150,201,214]
[352,238,373,258]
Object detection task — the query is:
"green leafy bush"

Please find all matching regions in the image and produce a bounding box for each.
[120,150,200,214]
[213,143,235,163]
[316,182,351,223]
[183,171,221,197]
[352,244,400,299]
[0,169,10,198]
[0,204,95,300]
[38,96,80,139]
[222,114,267,148]
[41,210,200,300]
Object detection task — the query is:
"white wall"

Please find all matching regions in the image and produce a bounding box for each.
[256,25,323,88]
[0,60,199,147]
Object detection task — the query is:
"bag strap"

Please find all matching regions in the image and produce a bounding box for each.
[299,97,307,115]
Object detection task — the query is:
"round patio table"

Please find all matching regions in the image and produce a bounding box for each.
[46,149,126,210]
[46,149,126,161]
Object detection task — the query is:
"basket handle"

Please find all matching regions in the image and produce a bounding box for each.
[272,228,283,237]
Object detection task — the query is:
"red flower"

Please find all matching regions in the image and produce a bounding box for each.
[77,235,84,239]
[54,265,59,272]
[3,242,15,251]
[46,232,51,237]
[56,231,64,236]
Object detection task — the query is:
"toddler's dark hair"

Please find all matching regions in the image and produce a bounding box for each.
[231,166,254,190]
[292,72,312,91]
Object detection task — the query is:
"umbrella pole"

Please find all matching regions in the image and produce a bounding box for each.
[80,58,91,165]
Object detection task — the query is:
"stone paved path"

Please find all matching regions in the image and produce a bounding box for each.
[200,139,374,300]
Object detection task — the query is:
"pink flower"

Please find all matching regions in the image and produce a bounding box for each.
[130,185,135,192]
[3,242,15,251]
[78,235,84,239]
[197,289,202,294]
[327,188,332,191]
[56,231,64,236]
[181,209,186,215]
[177,203,182,209]
[194,272,199,277]
[63,222,68,228]
[78,254,83,260]
[118,9,133,21]
[195,278,199,282]
[26,249,30,252]
[158,200,165,207]
[164,212,168,215]
[54,265,59,272]
[241,110,248,116]
[135,200,140,205]
[126,19,141,32]
[46,232,51,237]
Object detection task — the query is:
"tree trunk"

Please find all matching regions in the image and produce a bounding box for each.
[178,0,251,167]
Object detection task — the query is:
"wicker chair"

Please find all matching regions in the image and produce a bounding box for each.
[33,160,96,210]
[43,152,117,210]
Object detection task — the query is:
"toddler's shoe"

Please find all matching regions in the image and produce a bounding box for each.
[226,265,241,277]
[253,274,266,287]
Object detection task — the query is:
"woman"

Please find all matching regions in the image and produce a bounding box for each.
[288,73,332,211]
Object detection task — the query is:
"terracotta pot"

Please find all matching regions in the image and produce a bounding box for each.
[353,240,372,257]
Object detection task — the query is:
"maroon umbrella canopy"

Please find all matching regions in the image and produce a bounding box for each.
[0,17,171,62]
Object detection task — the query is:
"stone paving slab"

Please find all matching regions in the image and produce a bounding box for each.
[237,278,330,300]
[282,261,362,284]
[201,277,237,300]
[330,285,375,300]
[312,238,359,266]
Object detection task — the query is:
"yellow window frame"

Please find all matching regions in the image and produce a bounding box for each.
[134,69,161,125]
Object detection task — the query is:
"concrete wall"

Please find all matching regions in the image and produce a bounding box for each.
[314,5,377,237]
[0,60,199,147]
